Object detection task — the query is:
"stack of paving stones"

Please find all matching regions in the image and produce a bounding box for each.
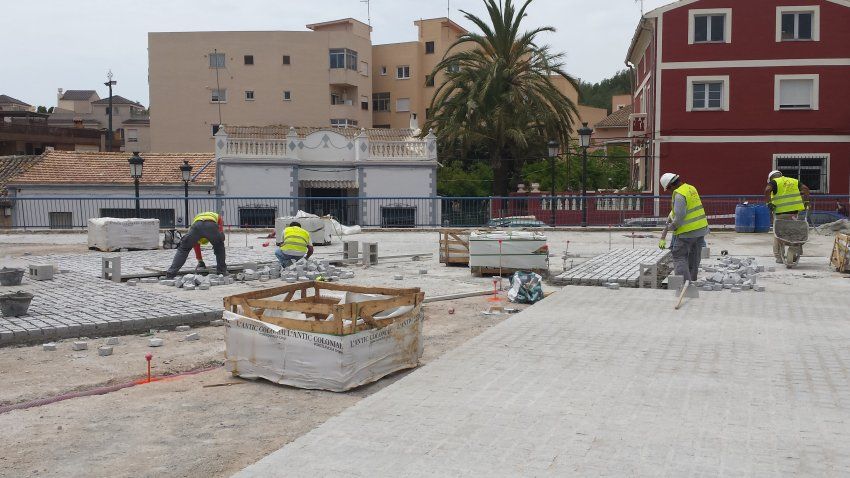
[281,258,355,283]
[553,248,671,288]
[0,272,221,347]
[695,257,771,293]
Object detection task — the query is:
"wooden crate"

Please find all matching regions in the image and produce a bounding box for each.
[831,233,850,273]
[439,229,470,266]
[223,281,424,336]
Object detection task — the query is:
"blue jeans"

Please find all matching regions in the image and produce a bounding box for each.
[275,248,304,268]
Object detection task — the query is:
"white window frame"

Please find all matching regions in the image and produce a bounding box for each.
[774,74,819,111]
[396,98,411,112]
[380,66,387,76]
[688,8,733,45]
[686,75,730,112]
[244,90,255,101]
[772,153,829,193]
[776,6,820,42]
[209,52,226,68]
[283,91,292,101]
[126,128,139,143]
[211,88,227,103]
[396,65,410,80]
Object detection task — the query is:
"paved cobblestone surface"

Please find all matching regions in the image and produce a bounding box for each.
[236,285,850,477]
[0,273,220,346]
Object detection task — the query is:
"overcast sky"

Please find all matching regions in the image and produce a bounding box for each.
[4,0,670,108]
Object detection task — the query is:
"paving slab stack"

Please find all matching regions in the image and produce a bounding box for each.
[554,248,671,288]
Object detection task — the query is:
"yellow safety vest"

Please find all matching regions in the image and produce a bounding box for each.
[672,183,708,235]
[771,177,805,214]
[280,226,310,254]
[193,212,219,224]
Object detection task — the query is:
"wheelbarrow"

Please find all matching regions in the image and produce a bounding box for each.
[774,215,809,269]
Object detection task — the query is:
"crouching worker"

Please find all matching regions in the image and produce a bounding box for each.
[276,221,314,268]
[166,212,227,278]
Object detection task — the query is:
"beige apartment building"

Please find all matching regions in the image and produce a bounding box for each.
[149,17,605,152]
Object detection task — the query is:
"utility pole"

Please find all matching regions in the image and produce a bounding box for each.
[361,0,371,26]
[104,70,116,152]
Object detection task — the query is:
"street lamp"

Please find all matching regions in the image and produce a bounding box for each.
[128,152,144,217]
[179,160,193,226]
[577,122,594,227]
[104,70,117,152]
[547,140,559,227]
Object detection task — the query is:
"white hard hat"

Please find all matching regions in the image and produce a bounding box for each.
[768,170,782,181]
[660,173,680,191]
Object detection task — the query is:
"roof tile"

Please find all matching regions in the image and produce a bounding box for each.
[595,105,633,129]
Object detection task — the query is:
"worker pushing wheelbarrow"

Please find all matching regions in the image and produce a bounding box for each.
[765,170,811,269]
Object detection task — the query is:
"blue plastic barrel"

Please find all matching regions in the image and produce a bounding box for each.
[735,204,755,233]
[753,204,771,232]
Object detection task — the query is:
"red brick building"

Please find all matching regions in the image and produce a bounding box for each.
[626,0,850,196]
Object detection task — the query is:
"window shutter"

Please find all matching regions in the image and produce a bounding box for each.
[779,79,812,107]
[396,98,411,112]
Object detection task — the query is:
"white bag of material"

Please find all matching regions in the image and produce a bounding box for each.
[468,230,548,270]
[276,216,332,245]
[87,217,160,251]
[223,310,423,392]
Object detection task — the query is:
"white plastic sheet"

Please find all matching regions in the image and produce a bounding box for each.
[87,218,160,251]
[223,309,423,392]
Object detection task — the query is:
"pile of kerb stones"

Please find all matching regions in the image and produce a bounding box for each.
[696,257,773,293]
[281,258,355,283]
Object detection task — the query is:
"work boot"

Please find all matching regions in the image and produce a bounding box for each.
[165,271,177,279]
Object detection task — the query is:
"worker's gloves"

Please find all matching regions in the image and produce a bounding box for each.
[767,203,776,212]
[196,260,206,270]
[658,239,666,250]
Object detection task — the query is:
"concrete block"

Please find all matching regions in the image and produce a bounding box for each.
[755,285,766,292]
[185,332,200,341]
[105,337,119,345]
[184,284,196,291]
[159,279,176,286]
[72,341,88,351]
[98,346,113,356]
[28,264,54,281]
[394,274,403,280]
[43,342,57,351]
[149,338,164,347]
[101,256,122,282]
[210,319,224,327]
[198,284,210,290]
[127,280,138,287]
[667,275,684,291]
[259,275,270,282]
[606,283,620,290]
[731,287,742,293]
[176,325,191,332]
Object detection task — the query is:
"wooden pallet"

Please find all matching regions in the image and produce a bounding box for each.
[439,229,470,266]
[831,233,850,272]
[224,281,424,336]
[552,248,671,288]
[471,266,549,278]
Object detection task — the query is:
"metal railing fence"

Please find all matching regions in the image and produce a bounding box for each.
[2,195,848,229]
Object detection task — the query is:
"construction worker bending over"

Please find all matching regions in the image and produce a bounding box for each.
[166,212,227,278]
[765,170,810,263]
[658,173,709,282]
[276,221,314,268]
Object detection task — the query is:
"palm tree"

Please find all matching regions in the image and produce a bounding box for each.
[424,0,580,196]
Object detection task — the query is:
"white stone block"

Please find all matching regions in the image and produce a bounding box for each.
[43,342,57,351]
[72,341,88,351]
[98,346,113,356]
[185,332,200,341]
[149,338,164,347]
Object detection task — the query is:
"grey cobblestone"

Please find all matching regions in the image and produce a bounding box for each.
[0,271,221,347]
[236,286,850,477]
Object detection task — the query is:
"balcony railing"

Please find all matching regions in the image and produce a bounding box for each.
[370,141,426,158]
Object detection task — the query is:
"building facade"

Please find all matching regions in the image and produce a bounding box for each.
[627,0,850,195]
[49,89,151,153]
[149,17,605,152]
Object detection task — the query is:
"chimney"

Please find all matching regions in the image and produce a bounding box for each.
[409,112,419,131]
[57,88,63,102]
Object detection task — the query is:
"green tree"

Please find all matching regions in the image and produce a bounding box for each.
[424,0,580,196]
[36,106,54,114]
[520,144,633,192]
[578,70,631,113]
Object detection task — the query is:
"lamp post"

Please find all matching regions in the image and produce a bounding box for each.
[179,160,192,226]
[128,152,144,217]
[104,70,117,152]
[577,122,594,227]
[547,140,559,227]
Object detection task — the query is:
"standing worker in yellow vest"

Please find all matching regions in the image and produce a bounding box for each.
[166,211,227,278]
[658,173,709,282]
[276,221,314,268]
[764,170,810,263]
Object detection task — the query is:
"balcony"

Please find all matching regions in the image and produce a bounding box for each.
[329,69,362,87]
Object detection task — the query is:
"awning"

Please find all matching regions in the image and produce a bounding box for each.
[299,179,358,189]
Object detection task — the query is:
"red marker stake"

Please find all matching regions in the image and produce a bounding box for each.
[145,353,153,383]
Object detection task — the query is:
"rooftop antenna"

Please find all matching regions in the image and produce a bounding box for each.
[361,0,371,26]
[448,0,450,19]
[636,0,645,16]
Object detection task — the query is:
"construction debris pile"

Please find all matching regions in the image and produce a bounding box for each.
[694,257,772,292]
[281,258,355,282]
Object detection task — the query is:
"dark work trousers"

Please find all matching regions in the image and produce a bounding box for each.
[167,220,227,275]
[671,235,706,281]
